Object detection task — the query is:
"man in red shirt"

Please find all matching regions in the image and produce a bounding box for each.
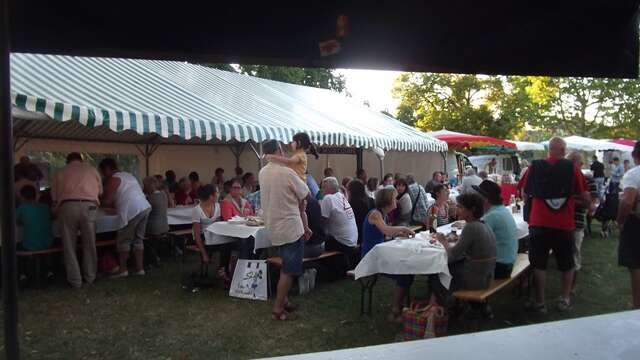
[518,137,589,313]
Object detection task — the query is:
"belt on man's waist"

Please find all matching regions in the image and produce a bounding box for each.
[61,199,97,205]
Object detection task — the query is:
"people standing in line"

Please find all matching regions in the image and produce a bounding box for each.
[473,180,518,279]
[617,141,640,309]
[265,132,319,181]
[143,176,169,237]
[260,140,311,321]
[460,168,483,194]
[518,137,589,313]
[361,187,414,322]
[406,174,430,227]
[99,158,151,278]
[52,152,102,288]
[424,171,443,193]
[610,157,625,192]
[590,155,605,199]
[394,177,413,226]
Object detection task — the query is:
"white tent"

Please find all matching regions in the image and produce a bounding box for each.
[552,136,634,152]
[510,140,545,152]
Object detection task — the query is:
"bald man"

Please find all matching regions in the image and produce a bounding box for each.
[518,137,589,313]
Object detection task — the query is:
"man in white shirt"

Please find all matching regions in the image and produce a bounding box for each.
[320,177,358,270]
[460,167,483,194]
[260,140,310,321]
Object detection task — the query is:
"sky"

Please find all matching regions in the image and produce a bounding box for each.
[336,69,403,116]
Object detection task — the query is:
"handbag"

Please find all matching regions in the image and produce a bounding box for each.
[402,300,448,341]
[229,259,268,301]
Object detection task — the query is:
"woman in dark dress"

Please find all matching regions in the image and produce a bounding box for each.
[347,179,375,245]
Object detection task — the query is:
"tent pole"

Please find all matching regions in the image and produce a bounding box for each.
[1,0,21,357]
[356,147,363,173]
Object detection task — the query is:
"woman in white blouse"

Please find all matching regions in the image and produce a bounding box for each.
[191,184,233,285]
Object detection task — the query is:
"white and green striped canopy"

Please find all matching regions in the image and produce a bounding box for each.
[10,53,446,152]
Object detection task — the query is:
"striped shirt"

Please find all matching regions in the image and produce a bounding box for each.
[574,177,598,229]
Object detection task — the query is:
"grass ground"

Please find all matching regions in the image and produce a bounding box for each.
[0,224,633,359]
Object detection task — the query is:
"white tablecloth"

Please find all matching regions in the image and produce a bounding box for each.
[436,211,529,240]
[167,206,195,225]
[52,209,125,236]
[204,221,272,252]
[354,234,452,289]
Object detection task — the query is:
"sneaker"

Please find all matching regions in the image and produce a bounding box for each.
[557,297,572,312]
[524,301,548,314]
[133,270,146,276]
[308,268,317,290]
[110,271,129,279]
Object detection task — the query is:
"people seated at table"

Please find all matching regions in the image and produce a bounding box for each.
[320,177,358,258]
[427,184,453,230]
[382,173,395,187]
[212,167,225,190]
[164,170,178,193]
[234,166,244,180]
[435,193,497,294]
[406,174,430,227]
[473,180,518,279]
[356,169,368,185]
[99,158,151,278]
[460,167,483,194]
[53,152,102,288]
[174,177,194,206]
[324,167,334,178]
[347,179,375,245]
[246,187,261,214]
[188,171,201,200]
[425,171,444,194]
[306,173,320,199]
[221,179,255,220]
[241,172,257,197]
[361,187,415,322]
[191,184,234,286]
[304,195,327,258]
[143,176,169,236]
[340,176,353,196]
[394,177,413,226]
[16,185,54,251]
[366,178,378,199]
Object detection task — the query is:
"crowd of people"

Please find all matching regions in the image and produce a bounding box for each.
[11,132,640,321]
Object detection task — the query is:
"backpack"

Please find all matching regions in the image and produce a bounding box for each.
[524,159,575,212]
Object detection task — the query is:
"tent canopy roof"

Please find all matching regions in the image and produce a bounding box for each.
[8,2,640,78]
[510,141,546,152]
[542,135,635,152]
[10,53,446,152]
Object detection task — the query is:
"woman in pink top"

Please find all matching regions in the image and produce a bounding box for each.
[220,179,254,220]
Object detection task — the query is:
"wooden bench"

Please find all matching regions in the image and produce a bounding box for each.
[453,253,531,302]
[266,250,342,268]
[17,239,116,287]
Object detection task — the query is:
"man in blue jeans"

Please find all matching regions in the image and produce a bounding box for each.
[260,140,311,321]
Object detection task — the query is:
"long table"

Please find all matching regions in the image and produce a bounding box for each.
[263,310,640,360]
[438,211,529,240]
[205,221,272,253]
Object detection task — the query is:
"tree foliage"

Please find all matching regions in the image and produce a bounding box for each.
[394,73,640,140]
[238,65,346,92]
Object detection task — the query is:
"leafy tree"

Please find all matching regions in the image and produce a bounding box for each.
[392,73,524,138]
[237,65,346,92]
